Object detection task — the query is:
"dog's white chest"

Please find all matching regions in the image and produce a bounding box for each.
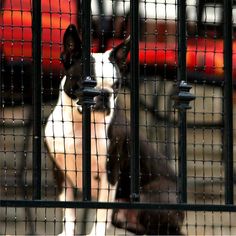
[44,85,111,192]
[45,88,110,156]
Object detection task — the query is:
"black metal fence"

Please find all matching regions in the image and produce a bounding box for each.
[0,0,236,235]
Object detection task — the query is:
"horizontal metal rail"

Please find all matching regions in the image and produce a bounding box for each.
[2,200,236,212]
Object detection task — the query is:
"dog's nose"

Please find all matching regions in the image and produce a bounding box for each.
[93,89,111,113]
[100,89,110,103]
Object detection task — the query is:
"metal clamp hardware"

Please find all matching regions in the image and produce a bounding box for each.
[172,80,195,203]
[172,80,195,110]
[76,76,101,106]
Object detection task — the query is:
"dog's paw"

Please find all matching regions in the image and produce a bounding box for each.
[87,228,97,236]
[58,231,74,236]
[58,233,67,236]
[88,224,106,236]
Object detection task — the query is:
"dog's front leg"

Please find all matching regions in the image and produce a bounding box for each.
[58,180,76,236]
[89,173,117,236]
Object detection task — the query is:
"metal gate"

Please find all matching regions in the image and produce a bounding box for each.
[0,0,235,235]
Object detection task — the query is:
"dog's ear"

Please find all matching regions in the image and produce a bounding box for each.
[61,24,82,70]
[109,36,131,74]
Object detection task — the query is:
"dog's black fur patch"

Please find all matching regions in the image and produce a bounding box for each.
[61,25,96,100]
[107,107,184,235]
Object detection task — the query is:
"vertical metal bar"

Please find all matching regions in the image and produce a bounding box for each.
[81,0,91,201]
[130,0,140,202]
[32,0,42,200]
[223,0,234,205]
[177,0,187,203]
[178,0,186,81]
[177,103,187,203]
[82,105,91,202]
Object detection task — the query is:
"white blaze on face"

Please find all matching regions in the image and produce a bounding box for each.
[93,50,120,88]
[92,50,120,118]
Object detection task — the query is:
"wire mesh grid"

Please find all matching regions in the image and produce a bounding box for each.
[0,0,236,235]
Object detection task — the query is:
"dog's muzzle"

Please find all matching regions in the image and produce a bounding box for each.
[76,89,112,115]
[93,89,112,115]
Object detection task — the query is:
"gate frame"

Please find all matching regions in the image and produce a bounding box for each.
[0,0,235,219]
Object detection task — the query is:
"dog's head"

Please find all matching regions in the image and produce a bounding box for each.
[61,24,130,115]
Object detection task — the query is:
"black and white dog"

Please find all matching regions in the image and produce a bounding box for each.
[45,24,130,236]
[45,24,184,235]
